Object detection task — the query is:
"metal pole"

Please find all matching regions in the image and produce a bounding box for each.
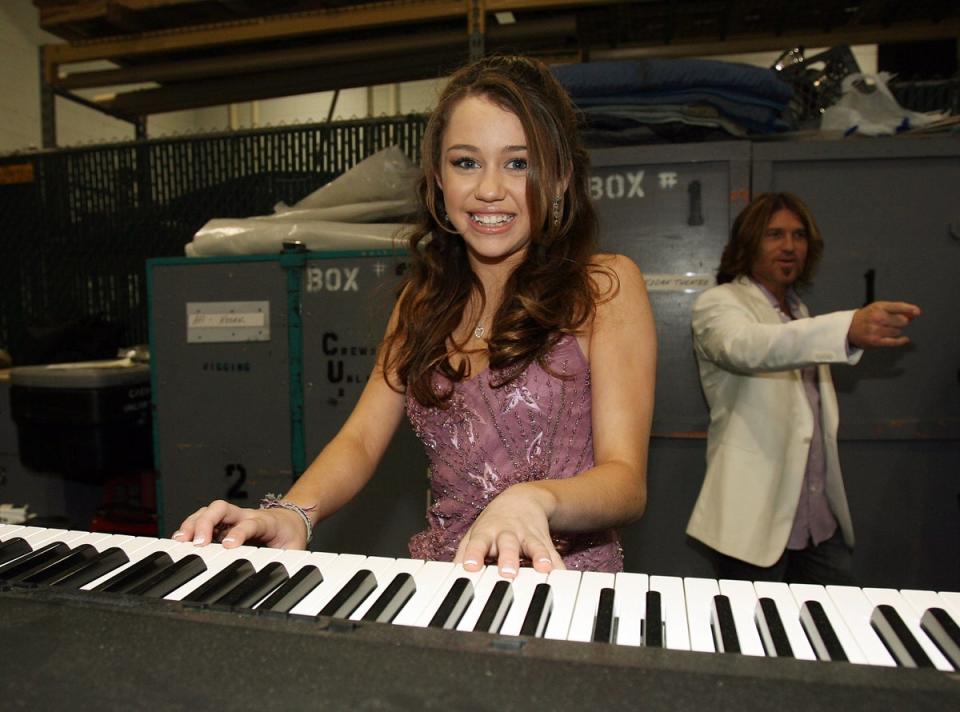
[39,47,57,148]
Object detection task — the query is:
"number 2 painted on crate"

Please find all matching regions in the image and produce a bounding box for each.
[225,463,248,500]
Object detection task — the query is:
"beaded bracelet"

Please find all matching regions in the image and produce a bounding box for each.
[259,493,315,545]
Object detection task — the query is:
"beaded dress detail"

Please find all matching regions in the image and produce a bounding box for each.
[406,335,623,572]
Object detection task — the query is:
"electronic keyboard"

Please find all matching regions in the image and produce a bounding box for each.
[2,524,958,710]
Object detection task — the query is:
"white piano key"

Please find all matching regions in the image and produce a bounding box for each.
[900,588,960,624]
[4,528,114,552]
[57,531,116,549]
[906,593,960,671]
[903,589,960,669]
[108,534,168,555]
[940,591,960,621]
[0,528,31,564]
[88,534,136,552]
[649,575,690,651]
[824,585,896,667]
[80,537,180,591]
[215,548,315,610]
[752,581,816,660]
[567,572,616,643]
[543,569,583,641]
[414,564,485,627]
[349,557,422,621]
[159,543,239,599]
[790,583,866,664]
[902,589,960,628]
[268,549,313,577]
[284,552,360,616]
[19,528,78,547]
[718,579,765,656]
[499,568,549,636]
[251,550,335,613]
[456,565,511,632]
[164,542,292,601]
[613,571,648,646]
[862,587,952,671]
[0,524,27,540]
[234,545,286,570]
[683,577,720,653]
[1,525,49,543]
[58,530,108,546]
[390,561,458,627]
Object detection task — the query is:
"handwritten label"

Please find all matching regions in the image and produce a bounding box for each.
[187,301,270,343]
[644,273,713,293]
[188,312,266,328]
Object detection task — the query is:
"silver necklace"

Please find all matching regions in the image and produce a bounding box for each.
[474,324,485,339]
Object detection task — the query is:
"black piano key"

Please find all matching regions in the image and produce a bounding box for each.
[51,547,129,589]
[473,580,513,634]
[711,594,741,654]
[362,572,417,624]
[21,544,100,585]
[642,590,664,648]
[215,561,289,608]
[920,607,960,670]
[127,554,208,598]
[755,597,794,658]
[182,560,256,604]
[0,537,32,566]
[519,583,553,638]
[870,604,934,668]
[0,541,72,582]
[318,570,378,619]
[592,587,616,643]
[259,565,324,613]
[95,551,176,594]
[428,577,474,630]
[800,600,847,662]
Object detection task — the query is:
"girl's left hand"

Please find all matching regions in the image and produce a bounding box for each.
[453,483,566,578]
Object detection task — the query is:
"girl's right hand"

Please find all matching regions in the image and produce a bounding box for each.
[171,499,307,550]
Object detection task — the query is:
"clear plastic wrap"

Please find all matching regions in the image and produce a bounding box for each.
[186,145,418,256]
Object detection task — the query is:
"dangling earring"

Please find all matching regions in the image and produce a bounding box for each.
[552,197,562,227]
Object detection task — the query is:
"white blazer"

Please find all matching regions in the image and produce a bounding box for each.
[687,276,860,567]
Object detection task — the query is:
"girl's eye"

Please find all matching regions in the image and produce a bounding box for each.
[452,157,479,169]
[507,158,528,170]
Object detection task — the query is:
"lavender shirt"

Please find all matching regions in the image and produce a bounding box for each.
[405,335,623,572]
[752,280,838,549]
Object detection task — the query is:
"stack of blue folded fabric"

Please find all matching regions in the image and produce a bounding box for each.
[552,58,794,145]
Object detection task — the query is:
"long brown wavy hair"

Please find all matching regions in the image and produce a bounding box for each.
[381,55,607,408]
[717,192,824,286]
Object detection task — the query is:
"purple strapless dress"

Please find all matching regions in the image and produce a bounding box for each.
[405,335,623,572]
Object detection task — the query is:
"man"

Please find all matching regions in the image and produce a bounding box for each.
[687,192,921,584]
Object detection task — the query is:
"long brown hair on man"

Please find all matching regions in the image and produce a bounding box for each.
[382,55,612,408]
[716,191,824,286]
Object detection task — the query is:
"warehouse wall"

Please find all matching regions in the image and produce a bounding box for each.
[0,0,441,154]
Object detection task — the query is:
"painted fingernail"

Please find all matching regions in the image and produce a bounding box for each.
[172,531,185,539]
[501,565,517,576]
[222,536,236,545]
[192,536,205,545]
[537,557,551,564]
[464,559,479,567]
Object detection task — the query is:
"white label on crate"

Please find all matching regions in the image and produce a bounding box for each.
[643,273,713,293]
[186,301,270,343]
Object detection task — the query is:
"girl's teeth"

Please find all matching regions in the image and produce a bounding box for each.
[472,214,513,225]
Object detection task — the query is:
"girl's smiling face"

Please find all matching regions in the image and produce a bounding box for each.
[438,94,532,270]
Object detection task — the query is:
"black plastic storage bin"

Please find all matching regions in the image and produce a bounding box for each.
[9,360,152,479]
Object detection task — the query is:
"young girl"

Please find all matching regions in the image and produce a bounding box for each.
[174,55,656,577]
